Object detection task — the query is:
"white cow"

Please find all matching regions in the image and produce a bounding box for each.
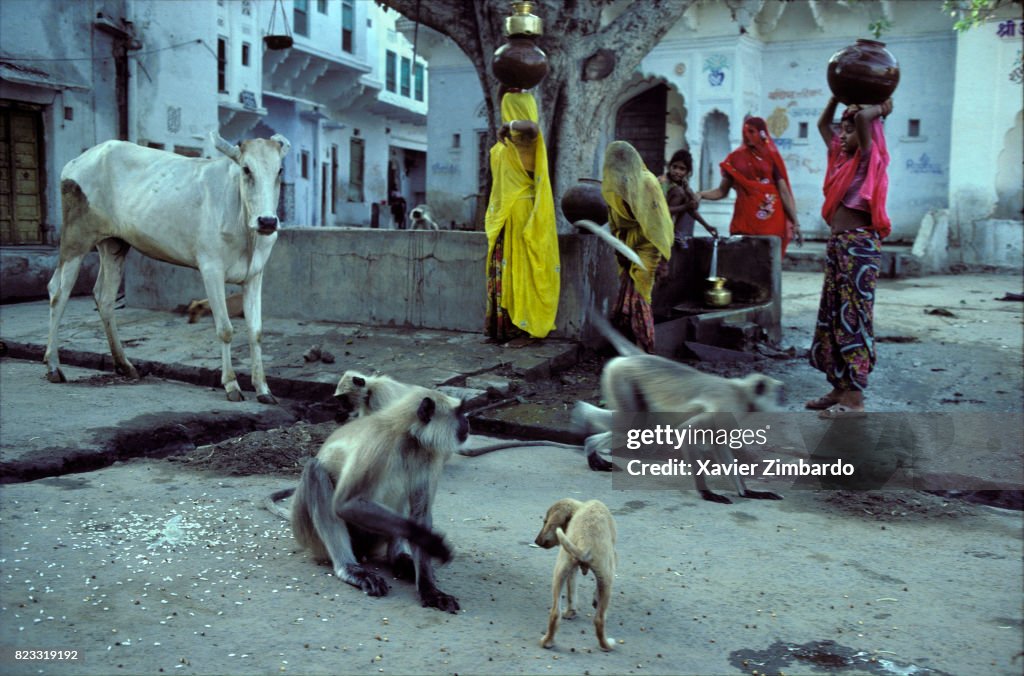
[44,132,291,403]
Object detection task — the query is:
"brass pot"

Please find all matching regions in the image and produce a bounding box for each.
[704,277,732,308]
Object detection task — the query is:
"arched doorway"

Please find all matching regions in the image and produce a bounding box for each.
[615,84,668,176]
[699,111,731,192]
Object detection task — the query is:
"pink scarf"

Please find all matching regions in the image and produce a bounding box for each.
[821,117,891,239]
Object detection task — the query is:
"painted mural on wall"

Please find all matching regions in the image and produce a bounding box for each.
[703,54,729,87]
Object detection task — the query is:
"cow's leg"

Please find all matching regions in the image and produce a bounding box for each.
[242,272,275,404]
[198,266,243,402]
[44,255,85,383]
[94,239,139,379]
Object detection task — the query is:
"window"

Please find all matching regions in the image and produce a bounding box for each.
[348,137,365,202]
[294,0,308,36]
[908,119,921,138]
[317,0,327,13]
[217,37,227,92]
[400,57,411,97]
[341,1,354,53]
[414,63,425,102]
[798,122,808,138]
[452,133,461,149]
[174,145,202,158]
[331,144,339,214]
[385,51,397,93]
[241,42,250,67]
[300,150,310,179]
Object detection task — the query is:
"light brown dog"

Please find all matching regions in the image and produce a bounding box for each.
[534,498,617,651]
[186,293,244,323]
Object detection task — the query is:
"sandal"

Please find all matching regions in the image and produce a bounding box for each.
[805,394,839,410]
[818,404,867,419]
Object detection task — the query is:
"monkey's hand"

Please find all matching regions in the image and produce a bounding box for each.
[339,563,390,597]
[741,489,783,500]
[420,587,460,613]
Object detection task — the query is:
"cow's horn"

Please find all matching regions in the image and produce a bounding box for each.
[211,132,241,160]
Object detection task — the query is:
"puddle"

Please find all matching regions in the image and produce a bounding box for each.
[729,640,952,675]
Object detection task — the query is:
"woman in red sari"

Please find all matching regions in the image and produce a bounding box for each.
[698,117,802,255]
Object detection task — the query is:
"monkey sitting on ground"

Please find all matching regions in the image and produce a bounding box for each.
[286,385,468,612]
[186,292,243,323]
[572,314,784,503]
[266,370,580,528]
[408,205,440,231]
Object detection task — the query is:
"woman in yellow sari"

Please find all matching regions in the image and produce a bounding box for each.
[601,141,673,353]
[484,92,561,342]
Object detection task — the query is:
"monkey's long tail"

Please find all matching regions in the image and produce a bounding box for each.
[573,220,645,270]
[457,440,582,458]
[264,487,295,521]
[587,312,646,357]
[555,527,592,564]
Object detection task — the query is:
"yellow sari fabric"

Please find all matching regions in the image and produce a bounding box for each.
[601,141,673,302]
[484,93,561,338]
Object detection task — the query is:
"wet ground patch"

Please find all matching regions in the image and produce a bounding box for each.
[730,639,953,675]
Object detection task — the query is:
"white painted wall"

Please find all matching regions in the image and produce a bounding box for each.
[418,1,1021,258]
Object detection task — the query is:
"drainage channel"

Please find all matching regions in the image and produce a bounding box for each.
[0,398,342,485]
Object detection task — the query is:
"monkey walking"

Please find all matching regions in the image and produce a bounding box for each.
[573,314,785,503]
[408,205,440,231]
[285,385,468,612]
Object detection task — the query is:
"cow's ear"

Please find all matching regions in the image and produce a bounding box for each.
[211,132,241,161]
[271,134,291,157]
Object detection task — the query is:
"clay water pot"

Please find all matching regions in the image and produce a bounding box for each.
[561,178,608,225]
[826,39,900,105]
[704,277,732,308]
[493,37,548,90]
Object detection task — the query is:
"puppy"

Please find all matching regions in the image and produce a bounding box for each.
[186,292,243,323]
[409,204,440,231]
[534,498,617,651]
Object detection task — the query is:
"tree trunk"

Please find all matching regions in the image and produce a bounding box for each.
[377,0,695,230]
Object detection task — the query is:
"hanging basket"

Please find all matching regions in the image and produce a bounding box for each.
[264,0,293,51]
[264,34,293,50]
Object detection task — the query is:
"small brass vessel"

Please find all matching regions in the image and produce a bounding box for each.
[704,277,732,308]
[505,1,543,37]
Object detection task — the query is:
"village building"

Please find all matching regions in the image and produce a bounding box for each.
[0,0,426,248]
[410,0,1022,271]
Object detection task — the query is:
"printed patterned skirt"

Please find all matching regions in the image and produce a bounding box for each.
[809,229,882,391]
[611,268,656,354]
[485,228,528,342]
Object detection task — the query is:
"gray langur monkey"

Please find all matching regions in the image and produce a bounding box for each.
[283,386,468,612]
[265,371,579,573]
[409,205,440,231]
[572,314,784,503]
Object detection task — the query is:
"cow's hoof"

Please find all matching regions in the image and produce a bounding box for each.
[46,369,67,383]
[226,390,245,402]
[257,393,278,405]
[117,365,140,379]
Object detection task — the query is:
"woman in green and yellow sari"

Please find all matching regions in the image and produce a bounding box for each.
[601,141,673,353]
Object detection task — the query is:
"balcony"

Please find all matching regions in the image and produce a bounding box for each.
[262,41,376,114]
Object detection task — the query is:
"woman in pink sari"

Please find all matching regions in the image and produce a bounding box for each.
[806,96,893,417]
[698,117,802,255]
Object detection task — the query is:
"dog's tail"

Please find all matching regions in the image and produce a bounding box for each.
[555,527,591,564]
[588,312,645,357]
[264,487,295,521]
